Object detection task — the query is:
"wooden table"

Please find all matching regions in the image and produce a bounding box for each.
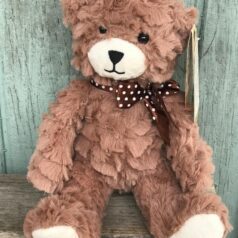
[0,175,151,238]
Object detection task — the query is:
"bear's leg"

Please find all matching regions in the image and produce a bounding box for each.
[133,174,230,238]
[24,163,112,238]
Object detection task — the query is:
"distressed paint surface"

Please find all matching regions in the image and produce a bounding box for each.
[0,0,6,173]
[0,0,76,172]
[197,1,238,237]
[0,0,237,237]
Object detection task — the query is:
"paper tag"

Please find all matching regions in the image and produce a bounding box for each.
[185,25,199,123]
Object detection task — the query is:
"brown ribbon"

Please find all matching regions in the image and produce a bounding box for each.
[90,79,180,145]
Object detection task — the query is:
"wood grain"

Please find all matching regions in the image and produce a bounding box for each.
[0,232,24,238]
[0,175,150,238]
[198,2,238,238]
[0,0,77,173]
[0,110,6,173]
[0,0,6,173]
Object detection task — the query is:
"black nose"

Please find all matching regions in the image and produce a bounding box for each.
[108,50,124,65]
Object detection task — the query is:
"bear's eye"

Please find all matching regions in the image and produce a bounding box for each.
[99,26,107,34]
[138,32,150,44]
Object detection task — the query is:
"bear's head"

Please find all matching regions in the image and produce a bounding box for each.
[61,0,197,83]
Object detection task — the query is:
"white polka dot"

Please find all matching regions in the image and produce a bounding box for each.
[127,104,131,107]
[119,104,123,108]
[145,103,149,107]
[140,97,143,100]
[125,97,128,101]
[148,91,152,95]
[133,97,137,101]
[119,85,123,88]
[127,85,131,89]
[135,84,138,88]
[145,95,149,99]
[117,97,121,101]
[137,91,141,94]
[151,101,154,104]
[91,80,94,83]
[152,108,156,112]
[116,90,118,93]
[159,91,162,95]
[95,83,99,86]
[122,91,126,95]
[152,116,156,120]
[166,91,170,95]
[160,84,164,88]
[102,85,105,89]
[109,87,113,91]
[130,91,134,95]
[168,84,172,87]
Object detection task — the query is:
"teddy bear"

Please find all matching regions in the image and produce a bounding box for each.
[23,0,231,237]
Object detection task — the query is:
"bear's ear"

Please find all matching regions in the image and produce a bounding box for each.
[173,6,198,40]
[60,0,92,27]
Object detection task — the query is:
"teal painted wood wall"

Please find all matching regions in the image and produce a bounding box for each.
[0,0,237,237]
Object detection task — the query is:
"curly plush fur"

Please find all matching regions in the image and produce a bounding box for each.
[24,0,231,238]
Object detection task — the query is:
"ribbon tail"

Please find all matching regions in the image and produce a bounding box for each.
[151,94,178,146]
[158,96,178,129]
[149,96,170,145]
[156,113,171,146]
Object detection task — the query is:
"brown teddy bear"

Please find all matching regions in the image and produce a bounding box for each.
[24,0,231,238]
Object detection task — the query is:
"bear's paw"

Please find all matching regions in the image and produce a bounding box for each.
[32,226,79,238]
[170,214,224,238]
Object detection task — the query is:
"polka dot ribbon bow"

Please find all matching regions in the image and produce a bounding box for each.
[90,79,180,145]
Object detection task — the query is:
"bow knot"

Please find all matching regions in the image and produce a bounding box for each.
[90,79,180,145]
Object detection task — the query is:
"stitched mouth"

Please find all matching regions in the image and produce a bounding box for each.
[105,69,125,75]
[105,65,125,75]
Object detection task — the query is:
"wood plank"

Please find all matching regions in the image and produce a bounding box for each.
[0,232,23,238]
[0,175,151,238]
[0,0,6,173]
[198,2,238,238]
[0,0,76,173]
[0,109,6,173]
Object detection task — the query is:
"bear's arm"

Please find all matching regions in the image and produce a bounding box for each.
[164,92,215,193]
[27,79,91,193]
